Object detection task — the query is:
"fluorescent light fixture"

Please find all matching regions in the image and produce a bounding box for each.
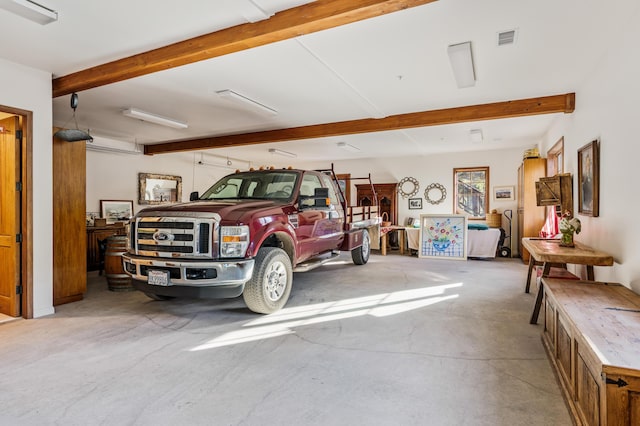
[268,148,296,158]
[122,108,188,129]
[337,141,360,152]
[469,129,483,143]
[216,90,278,116]
[0,0,58,24]
[447,41,476,88]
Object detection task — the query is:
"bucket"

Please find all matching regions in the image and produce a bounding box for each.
[105,235,133,292]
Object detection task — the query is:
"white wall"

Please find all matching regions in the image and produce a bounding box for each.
[86,151,232,215]
[540,6,640,292]
[0,58,54,317]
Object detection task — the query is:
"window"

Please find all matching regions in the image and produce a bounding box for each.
[320,174,340,206]
[547,137,564,176]
[200,171,298,200]
[454,167,489,219]
[299,174,323,208]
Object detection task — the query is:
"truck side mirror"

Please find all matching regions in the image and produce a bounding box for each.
[190,191,199,201]
[299,187,330,210]
[313,188,330,207]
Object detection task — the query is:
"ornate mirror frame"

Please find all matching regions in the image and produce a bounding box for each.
[138,172,182,205]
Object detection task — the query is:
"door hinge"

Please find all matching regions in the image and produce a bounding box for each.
[16,285,22,295]
[16,234,22,243]
[16,130,23,141]
[16,182,22,191]
[605,377,628,388]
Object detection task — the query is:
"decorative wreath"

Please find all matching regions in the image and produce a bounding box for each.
[424,182,447,205]
[397,176,419,198]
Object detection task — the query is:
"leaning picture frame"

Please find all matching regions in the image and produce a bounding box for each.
[100,200,134,224]
[418,214,467,260]
[578,140,599,217]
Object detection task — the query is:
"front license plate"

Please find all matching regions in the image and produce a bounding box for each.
[148,270,170,286]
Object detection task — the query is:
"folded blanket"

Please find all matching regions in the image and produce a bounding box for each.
[468,223,489,230]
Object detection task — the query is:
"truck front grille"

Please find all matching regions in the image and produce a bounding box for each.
[133,217,216,259]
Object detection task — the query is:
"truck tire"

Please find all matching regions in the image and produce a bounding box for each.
[351,229,370,265]
[243,247,293,314]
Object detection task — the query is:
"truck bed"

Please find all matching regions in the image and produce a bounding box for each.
[345,205,380,229]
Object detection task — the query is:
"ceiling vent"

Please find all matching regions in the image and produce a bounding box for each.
[497,29,517,46]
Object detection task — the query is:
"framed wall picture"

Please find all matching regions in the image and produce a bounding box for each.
[100,200,134,224]
[578,140,599,216]
[418,214,467,260]
[139,172,182,205]
[493,185,515,201]
[408,198,422,210]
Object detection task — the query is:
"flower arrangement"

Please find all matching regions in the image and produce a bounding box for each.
[559,210,581,247]
[426,218,462,252]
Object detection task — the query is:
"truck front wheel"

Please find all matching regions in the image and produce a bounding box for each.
[351,229,370,265]
[243,247,293,314]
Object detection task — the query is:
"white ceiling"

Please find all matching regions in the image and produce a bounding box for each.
[0,0,635,164]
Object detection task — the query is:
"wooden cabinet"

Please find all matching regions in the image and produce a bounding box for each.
[86,224,125,271]
[535,173,573,217]
[541,278,640,425]
[53,131,86,306]
[356,183,398,225]
[517,157,546,263]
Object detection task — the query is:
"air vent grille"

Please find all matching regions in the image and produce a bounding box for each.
[497,29,517,46]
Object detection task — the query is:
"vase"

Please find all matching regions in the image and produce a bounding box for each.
[560,232,574,247]
[432,239,451,252]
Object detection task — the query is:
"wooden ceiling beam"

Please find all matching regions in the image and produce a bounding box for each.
[52,0,437,98]
[144,93,576,155]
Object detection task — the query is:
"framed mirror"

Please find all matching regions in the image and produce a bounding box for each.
[138,173,182,205]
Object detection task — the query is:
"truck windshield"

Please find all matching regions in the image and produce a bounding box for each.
[199,171,299,200]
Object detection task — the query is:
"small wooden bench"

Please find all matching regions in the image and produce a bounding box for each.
[525,260,579,294]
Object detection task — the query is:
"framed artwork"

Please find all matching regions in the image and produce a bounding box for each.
[139,172,182,205]
[418,214,467,260]
[408,198,422,210]
[100,200,134,224]
[578,140,599,216]
[493,185,515,201]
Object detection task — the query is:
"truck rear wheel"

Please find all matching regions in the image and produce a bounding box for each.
[351,229,370,265]
[243,247,293,314]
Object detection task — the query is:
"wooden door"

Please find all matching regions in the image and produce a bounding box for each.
[0,116,21,316]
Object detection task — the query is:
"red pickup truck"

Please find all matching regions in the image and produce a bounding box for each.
[122,167,380,313]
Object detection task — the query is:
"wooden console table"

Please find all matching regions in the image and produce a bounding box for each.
[522,238,614,324]
[380,226,406,256]
[541,278,640,425]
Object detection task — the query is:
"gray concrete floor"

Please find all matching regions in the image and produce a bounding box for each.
[0,253,571,426]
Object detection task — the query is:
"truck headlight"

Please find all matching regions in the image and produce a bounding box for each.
[220,226,250,258]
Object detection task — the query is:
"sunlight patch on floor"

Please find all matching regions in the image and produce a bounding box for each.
[189,283,462,351]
